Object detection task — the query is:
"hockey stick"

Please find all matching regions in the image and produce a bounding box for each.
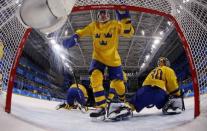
[71,69,79,89]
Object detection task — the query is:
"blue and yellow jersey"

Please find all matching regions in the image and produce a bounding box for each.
[70,84,88,98]
[143,66,180,96]
[76,19,134,66]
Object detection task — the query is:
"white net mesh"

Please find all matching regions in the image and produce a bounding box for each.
[0,0,206,115]
[0,0,19,28]
[172,0,207,112]
[0,16,26,88]
[0,0,27,109]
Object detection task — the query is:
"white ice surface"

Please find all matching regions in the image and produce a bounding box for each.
[0,93,207,131]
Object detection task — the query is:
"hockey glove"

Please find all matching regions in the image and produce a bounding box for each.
[63,34,79,48]
[116,10,131,21]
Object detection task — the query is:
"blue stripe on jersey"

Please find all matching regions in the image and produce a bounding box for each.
[96,100,106,106]
[109,88,116,94]
[94,90,105,97]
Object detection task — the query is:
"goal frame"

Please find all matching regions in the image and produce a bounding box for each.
[5,4,200,118]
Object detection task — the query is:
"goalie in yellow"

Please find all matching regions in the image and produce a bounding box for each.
[63,10,134,118]
[106,57,185,121]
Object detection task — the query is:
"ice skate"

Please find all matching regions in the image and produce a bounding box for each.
[107,102,132,121]
[90,107,106,121]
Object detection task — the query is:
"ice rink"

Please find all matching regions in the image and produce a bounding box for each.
[0,93,207,131]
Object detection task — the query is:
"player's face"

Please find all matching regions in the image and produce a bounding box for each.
[158,59,165,66]
[99,12,108,22]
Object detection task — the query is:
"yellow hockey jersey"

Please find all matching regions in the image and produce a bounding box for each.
[70,84,88,98]
[143,66,180,96]
[76,19,134,66]
[0,41,4,59]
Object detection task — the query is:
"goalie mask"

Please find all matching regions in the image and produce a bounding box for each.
[97,10,110,23]
[157,57,170,67]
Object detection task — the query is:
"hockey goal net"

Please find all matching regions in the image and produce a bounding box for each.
[0,0,206,118]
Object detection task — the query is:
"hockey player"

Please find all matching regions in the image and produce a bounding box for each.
[56,83,88,112]
[63,10,134,119]
[107,57,185,120]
